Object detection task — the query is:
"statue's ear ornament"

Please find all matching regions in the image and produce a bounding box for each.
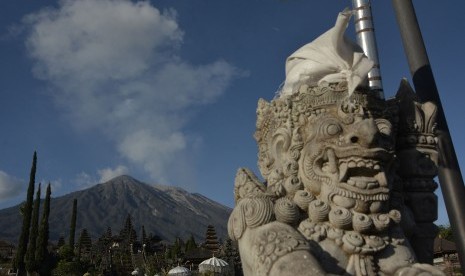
[227,197,275,241]
[233,168,267,203]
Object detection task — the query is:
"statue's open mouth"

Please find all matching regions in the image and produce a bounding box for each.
[315,147,392,197]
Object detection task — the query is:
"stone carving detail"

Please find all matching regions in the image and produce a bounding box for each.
[394,79,439,264]
[228,10,443,276]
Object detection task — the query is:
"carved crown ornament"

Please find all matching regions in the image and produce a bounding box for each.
[395,79,438,150]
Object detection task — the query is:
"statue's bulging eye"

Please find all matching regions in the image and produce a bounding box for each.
[321,120,342,137]
[327,124,341,136]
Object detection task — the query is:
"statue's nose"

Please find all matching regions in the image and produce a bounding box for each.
[347,118,378,147]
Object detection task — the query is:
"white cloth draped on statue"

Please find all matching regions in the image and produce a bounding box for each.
[281,8,374,97]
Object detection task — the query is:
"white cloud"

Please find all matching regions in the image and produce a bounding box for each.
[0,171,25,200]
[23,0,240,185]
[38,178,62,195]
[24,0,182,83]
[98,165,129,183]
[49,179,62,194]
[74,172,97,189]
[74,165,128,190]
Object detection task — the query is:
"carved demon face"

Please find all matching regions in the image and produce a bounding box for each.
[255,87,396,215]
[297,99,395,214]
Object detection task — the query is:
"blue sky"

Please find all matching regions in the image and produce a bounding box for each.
[1,0,464,226]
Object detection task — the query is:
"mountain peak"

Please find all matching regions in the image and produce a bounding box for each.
[98,174,149,195]
[104,174,139,184]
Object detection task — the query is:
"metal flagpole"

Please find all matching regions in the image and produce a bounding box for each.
[392,0,465,271]
[351,0,384,99]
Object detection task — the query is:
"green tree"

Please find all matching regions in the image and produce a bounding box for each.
[168,237,184,260]
[52,260,83,276]
[52,245,84,276]
[57,245,74,262]
[120,214,137,245]
[14,152,37,276]
[185,234,197,252]
[25,183,41,273]
[220,238,242,275]
[77,228,92,261]
[57,236,65,248]
[141,225,147,245]
[69,199,77,249]
[105,226,112,239]
[438,224,454,241]
[35,183,52,274]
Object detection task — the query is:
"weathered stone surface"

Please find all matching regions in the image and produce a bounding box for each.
[228,10,443,276]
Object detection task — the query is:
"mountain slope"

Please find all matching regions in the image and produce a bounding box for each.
[0,175,232,244]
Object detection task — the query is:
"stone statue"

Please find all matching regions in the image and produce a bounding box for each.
[228,10,444,276]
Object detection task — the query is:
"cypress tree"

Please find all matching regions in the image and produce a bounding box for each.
[100,226,112,250]
[185,234,197,252]
[57,236,65,248]
[25,183,41,273]
[69,198,77,249]
[35,183,51,269]
[141,225,147,245]
[14,152,37,276]
[105,226,112,240]
[120,214,136,245]
[170,237,183,259]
